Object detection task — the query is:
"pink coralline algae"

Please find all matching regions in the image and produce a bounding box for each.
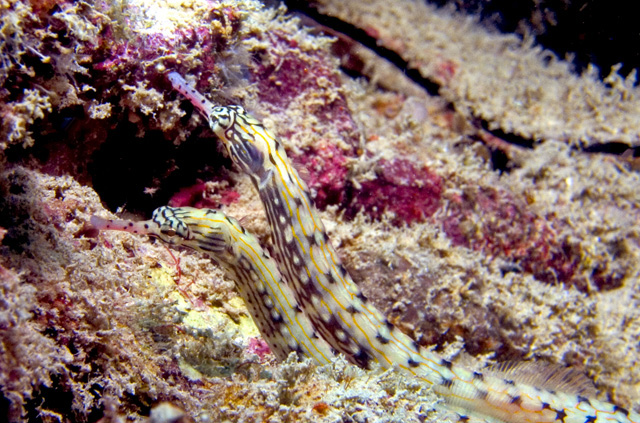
[292,142,350,209]
[168,181,240,209]
[433,57,459,86]
[254,32,333,107]
[94,28,206,77]
[340,160,588,290]
[442,187,583,289]
[254,32,359,143]
[246,337,272,363]
[346,159,444,225]
[93,6,242,84]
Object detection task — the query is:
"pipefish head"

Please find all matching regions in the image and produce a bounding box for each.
[151,206,232,257]
[151,206,196,246]
[167,73,270,180]
[208,105,272,182]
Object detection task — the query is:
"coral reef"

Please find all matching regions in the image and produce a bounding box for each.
[0,165,452,422]
[1,0,640,421]
[315,0,640,147]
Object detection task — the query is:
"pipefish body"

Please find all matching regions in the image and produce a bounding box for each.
[91,72,639,423]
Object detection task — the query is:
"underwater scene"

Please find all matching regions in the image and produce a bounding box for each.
[1,0,640,421]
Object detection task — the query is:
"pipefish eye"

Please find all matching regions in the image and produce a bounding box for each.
[212,107,231,126]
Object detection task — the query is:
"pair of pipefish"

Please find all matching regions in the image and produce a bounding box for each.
[91,72,638,423]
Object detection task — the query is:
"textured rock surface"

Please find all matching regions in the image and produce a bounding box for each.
[1,0,639,421]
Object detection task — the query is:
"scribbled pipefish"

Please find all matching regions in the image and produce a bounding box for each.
[92,71,638,423]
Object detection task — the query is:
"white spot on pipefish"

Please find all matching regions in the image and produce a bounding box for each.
[284,225,293,244]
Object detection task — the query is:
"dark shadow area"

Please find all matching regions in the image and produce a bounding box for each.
[24,375,76,423]
[88,121,229,216]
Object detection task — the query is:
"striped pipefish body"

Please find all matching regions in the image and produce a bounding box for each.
[164,72,639,423]
[91,208,335,365]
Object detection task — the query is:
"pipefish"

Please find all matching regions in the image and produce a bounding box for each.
[91,72,639,423]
